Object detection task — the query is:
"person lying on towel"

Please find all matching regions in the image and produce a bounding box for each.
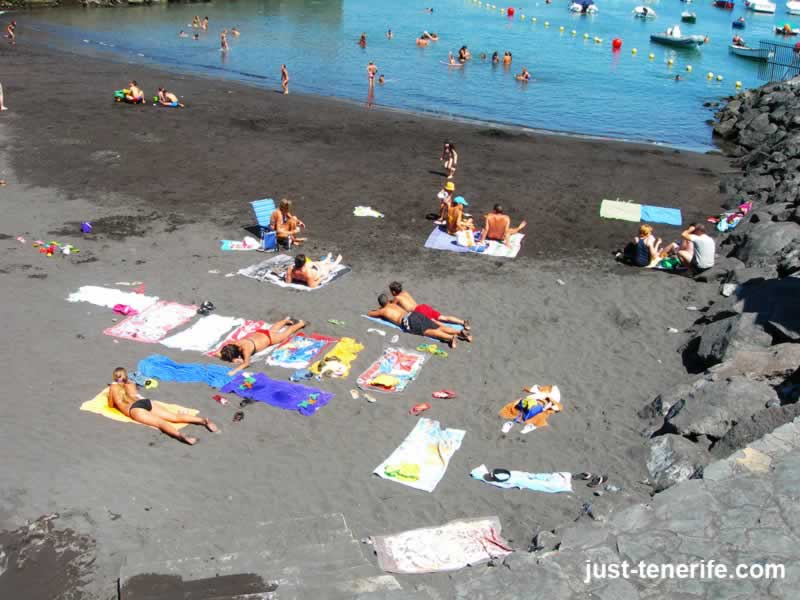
[216,318,307,375]
[285,253,342,288]
[107,367,218,445]
[388,281,470,331]
[478,204,527,248]
[368,293,472,349]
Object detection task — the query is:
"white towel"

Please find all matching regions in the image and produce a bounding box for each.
[67,285,159,313]
[161,315,244,352]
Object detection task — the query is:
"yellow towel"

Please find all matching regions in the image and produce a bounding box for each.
[309,337,364,377]
[80,388,198,430]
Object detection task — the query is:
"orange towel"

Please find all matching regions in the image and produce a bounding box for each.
[498,384,562,428]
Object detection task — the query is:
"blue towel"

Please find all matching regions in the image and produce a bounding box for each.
[641,205,682,227]
[423,227,472,253]
[137,354,234,389]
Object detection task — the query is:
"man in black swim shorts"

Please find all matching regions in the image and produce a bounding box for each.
[368,294,472,348]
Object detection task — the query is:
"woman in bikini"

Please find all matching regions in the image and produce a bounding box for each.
[217,318,307,375]
[441,141,457,179]
[270,198,305,246]
[107,367,218,445]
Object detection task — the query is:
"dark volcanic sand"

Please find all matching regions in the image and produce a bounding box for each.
[0,23,730,599]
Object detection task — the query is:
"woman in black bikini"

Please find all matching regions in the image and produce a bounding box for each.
[216,318,307,375]
[107,367,218,445]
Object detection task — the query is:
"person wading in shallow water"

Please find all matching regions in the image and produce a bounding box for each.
[107,367,218,445]
[281,64,290,95]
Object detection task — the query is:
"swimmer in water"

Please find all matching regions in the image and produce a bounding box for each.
[367,61,378,87]
[675,74,682,81]
[193,33,199,40]
[231,27,240,37]
[192,16,200,28]
[179,30,188,38]
[448,52,458,66]
[387,29,393,39]
[425,7,434,13]
[281,64,289,95]
[221,29,229,52]
[201,17,209,30]
[359,32,367,47]
[378,74,385,85]
[416,36,429,47]
[503,51,512,65]
[492,51,499,64]
[480,52,487,61]
[516,67,531,82]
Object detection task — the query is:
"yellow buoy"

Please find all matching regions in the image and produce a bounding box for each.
[595,37,602,43]
[520,15,526,20]
[560,26,565,32]
[667,58,673,66]
[707,71,714,79]
[500,8,505,14]
[735,80,742,88]
[584,32,590,39]
[544,21,550,27]
[717,74,723,81]
[571,30,577,36]
[686,65,692,72]
[648,53,655,60]
[532,17,537,23]
[632,47,638,55]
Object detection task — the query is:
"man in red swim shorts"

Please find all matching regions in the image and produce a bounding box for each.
[388,281,471,331]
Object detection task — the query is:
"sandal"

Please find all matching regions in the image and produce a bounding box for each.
[409,402,431,416]
[432,389,457,399]
[232,411,245,422]
[572,472,593,481]
[501,421,515,434]
[588,474,608,488]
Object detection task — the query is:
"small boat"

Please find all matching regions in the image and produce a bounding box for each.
[633,5,657,18]
[651,26,707,47]
[569,0,599,14]
[681,0,693,3]
[775,23,800,34]
[745,0,776,12]
[732,17,747,27]
[787,1,800,15]
[729,43,774,60]
[714,0,735,8]
[681,11,697,22]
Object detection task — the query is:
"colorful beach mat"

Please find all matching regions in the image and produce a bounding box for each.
[370,516,512,574]
[205,320,281,360]
[357,347,427,394]
[266,332,338,369]
[374,418,465,493]
[220,372,333,416]
[309,337,364,378]
[238,254,351,290]
[424,227,523,258]
[67,285,159,313]
[600,199,683,226]
[81,388,198,430]
[103,301,197,343]
[161,315,244,353]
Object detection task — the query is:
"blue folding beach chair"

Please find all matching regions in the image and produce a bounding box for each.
[250,198,277,251]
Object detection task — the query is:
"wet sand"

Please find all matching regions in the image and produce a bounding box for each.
[0,27,729,598]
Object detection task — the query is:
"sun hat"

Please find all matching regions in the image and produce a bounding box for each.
[454,196,468,206]
[445,181,455,191]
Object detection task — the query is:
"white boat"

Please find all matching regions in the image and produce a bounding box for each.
[787,1,800,14]
[633,5,657,18]
[729,43,774,60]
[745,0,776,12]
[569,2,599,13]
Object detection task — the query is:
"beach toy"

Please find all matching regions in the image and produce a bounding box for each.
[686,65,693,72]
[717,74,723,81]
[612,38,622,50]
[80,221,92,234]
[648,53,655,60]
[736,80,742,88]
[707,72,714,79]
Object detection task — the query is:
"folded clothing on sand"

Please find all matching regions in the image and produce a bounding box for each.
[370,516,512,574]
[374,417,465,493]
[80,388,197,430]
[309,337,364,378]
[266,332,338,369]
[238,254,350,290]
[67,285,159,313]
[498,384,563,428]
[470,465,573,493]
[104,301,198,343]
[137,354,234,388]
[220,372,333,415]
[357,347,427,394]
[161,314,244,352]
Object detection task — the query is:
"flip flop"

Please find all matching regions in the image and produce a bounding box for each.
[409,402,431,416]
[521,424,537,434]
[588,474,608,488]
[501,421,515,434]
[349,389,360,400]
[416,343,437,353]
[364,393,377,404]
[232,411,245,422]
[572,472,593,481]
[432,389,457,399]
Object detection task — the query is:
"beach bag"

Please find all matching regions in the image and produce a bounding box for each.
[455,230,474,248]
[260,230,277,251]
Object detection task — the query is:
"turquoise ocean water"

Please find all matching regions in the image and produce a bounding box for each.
[21,0,800,149]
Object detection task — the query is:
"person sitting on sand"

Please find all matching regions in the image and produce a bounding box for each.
[124,80,145,104]
[107,367,218,445]
[216,318,307,375]
[447,196,474,235]
[285,253,342,288]
[368,294,471,348]
[516,67,531,82]
[623,224,662,267]
[416,36,429,47]
[157,87,184,108]
[192,16,201,28]
[388,281,471,330]
[663,223,715,271]
[441,141,457,179]
[435,180,455,224]
[201,16,209,30]
[479,204,527,247]
[231,27,240,37]
[270,198,305,247]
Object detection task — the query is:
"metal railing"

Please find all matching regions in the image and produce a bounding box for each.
[758,40,800,82]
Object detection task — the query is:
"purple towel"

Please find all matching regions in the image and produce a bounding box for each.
[220,373,333,416]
